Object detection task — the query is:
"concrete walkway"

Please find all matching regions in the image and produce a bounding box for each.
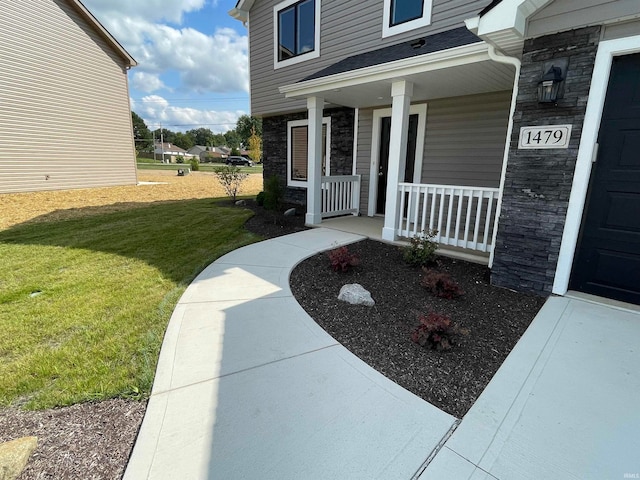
[124,228,457,480]
[125,228,640,479]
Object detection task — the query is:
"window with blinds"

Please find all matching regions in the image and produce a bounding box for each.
[289,123,327,182]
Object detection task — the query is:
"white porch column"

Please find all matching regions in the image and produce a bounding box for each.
[306,96,324,225]
[382,80,413,242]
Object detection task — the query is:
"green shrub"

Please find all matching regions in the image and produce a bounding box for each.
[263,175,283,211]
[256,191,265,206]
[189,158,200,171]
[175,155,185,164]
[402,230,438,267]
[213,166,249,202]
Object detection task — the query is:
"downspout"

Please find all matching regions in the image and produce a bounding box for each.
[486,44,521,268]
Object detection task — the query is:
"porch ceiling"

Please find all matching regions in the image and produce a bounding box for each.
[280,44,516,109]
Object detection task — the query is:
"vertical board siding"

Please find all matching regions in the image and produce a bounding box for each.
[527,0,640,39]
[0,0,137,194]
[249,0,493,116]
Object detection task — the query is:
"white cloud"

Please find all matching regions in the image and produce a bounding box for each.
[83,1,249,94]
[137,95,244,133]
[84,0,206,24]
[130,72,168,93]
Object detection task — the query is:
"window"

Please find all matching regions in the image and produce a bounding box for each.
[287,117,330,187]
[382,0,432,38]
[274,0,320,68]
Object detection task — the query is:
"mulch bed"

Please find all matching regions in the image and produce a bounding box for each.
[0,400,146,480]
[289,240,546,419]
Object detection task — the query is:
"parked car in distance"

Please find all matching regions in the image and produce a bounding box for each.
[226,156,253,167]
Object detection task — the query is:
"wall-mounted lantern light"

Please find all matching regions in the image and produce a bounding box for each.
[538,64,565,104]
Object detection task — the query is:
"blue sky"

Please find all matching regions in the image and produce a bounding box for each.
[82,0,249,133]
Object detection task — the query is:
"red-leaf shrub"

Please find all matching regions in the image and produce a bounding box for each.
[327,246,360,272]
[411,312,466,350]
[421,269,464,299]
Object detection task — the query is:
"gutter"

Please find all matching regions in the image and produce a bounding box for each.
[485,43,521,269]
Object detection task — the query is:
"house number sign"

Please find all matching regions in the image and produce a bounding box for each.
[518,125,572,149]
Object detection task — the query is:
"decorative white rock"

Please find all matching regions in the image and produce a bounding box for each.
[338,284,375,307]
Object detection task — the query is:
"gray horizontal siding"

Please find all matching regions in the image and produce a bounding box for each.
[354,90,510,214]
[422,91,511,187]
[249,0,493,116]
[356,108,373,214]
[527,0,640,39]
[0,0,137,194]
[603,18,640,41]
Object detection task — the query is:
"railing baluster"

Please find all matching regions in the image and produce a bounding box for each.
[445,188,453,245]
[421,187,428,233]
[454,189,463,247]
[482,191,495,252]
[463,190,472,248]
[473,190,482,247]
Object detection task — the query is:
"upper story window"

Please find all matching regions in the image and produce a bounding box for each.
[382,0,432,38]
[274,0,321,69]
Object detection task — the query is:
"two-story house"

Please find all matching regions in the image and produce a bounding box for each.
[0,0,137,194]
[231,0,640,306]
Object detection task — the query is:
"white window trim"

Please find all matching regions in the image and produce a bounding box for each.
[368,104,427,216]
[287,116,331,188]
[273,0,321,70]
[382,0,432,38]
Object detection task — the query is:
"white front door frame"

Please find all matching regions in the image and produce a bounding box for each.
[553,35,640,295]
[368,103,427,217]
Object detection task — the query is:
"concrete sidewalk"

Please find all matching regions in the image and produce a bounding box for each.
[422,295,640,479]
[125,228,640,479]
[124,228,457,480]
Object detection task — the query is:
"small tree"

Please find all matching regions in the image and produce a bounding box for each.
[213,166,249,202]
[248,126,262,162]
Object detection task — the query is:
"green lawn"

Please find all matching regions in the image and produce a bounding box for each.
[0,198,259,409]
[137,161,262,175]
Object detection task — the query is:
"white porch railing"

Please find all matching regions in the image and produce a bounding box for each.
[397,183,499,253]
[321,175,361,218]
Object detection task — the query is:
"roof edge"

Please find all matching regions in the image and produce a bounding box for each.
[69,0,137,67]
[279,42,490,98]
[229,0,255,24]
[465,0,554,55]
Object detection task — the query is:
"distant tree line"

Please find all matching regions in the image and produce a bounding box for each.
[131,112,262,158]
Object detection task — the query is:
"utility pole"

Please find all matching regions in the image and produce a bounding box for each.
[160,123,165,163]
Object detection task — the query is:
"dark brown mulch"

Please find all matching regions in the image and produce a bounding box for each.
[242,200,308,239]
[289,239,547,419]
[0,399,146,480]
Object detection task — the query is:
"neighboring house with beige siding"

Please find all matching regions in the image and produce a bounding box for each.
[232,0,640,307]
[0,0,137,194]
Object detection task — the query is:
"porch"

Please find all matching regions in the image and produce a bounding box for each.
[320,175,495,265]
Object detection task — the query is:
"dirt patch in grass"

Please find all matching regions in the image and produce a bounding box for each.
[290,239,547,419]
[0,170,263,230]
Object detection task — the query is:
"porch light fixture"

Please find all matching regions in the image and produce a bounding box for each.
[537,65,565,104]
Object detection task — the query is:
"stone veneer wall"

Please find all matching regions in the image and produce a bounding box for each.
[262,107,355,205]
[491,26,601,295]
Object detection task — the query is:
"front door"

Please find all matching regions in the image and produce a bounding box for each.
[376,114,419,214]
[570,53,640,305]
